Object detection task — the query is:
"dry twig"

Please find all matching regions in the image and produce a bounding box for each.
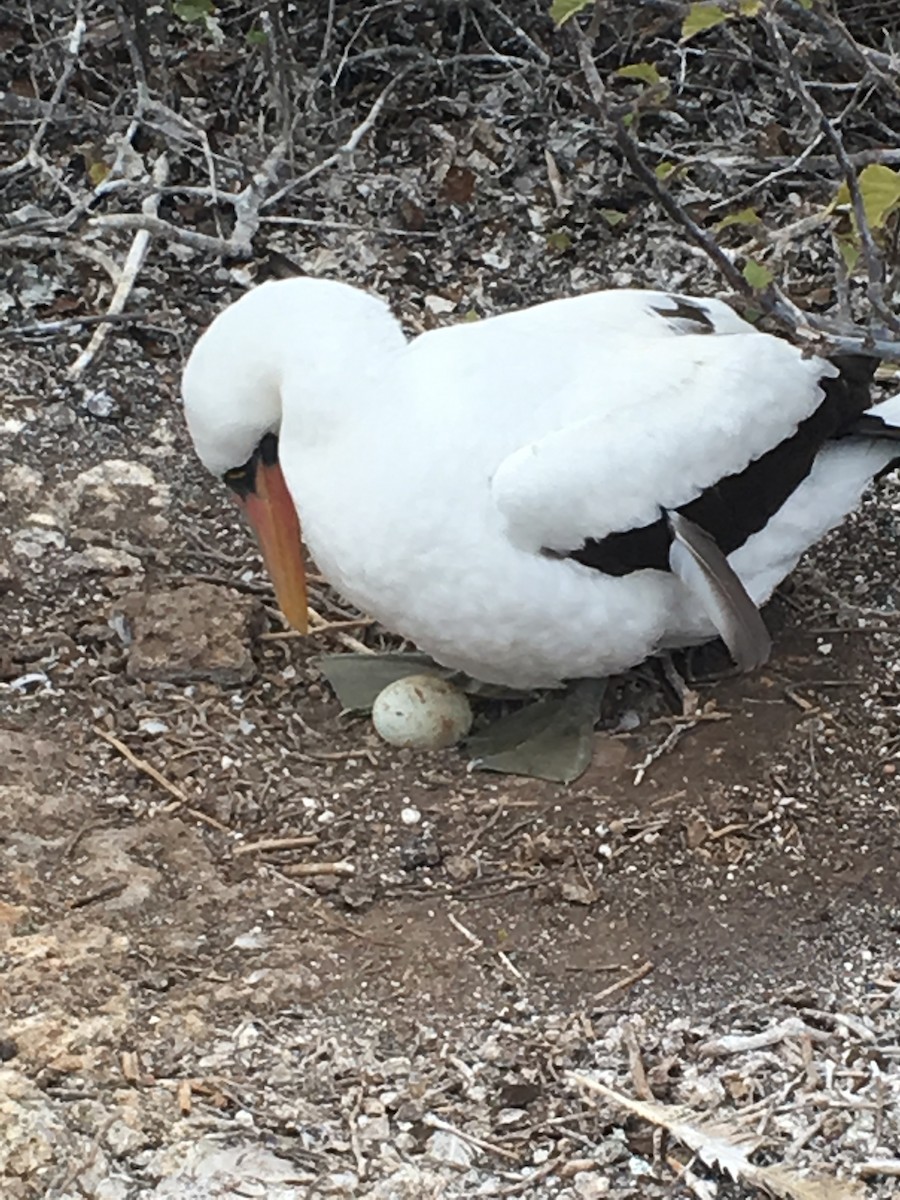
[594,960,654,1001]
[762,11,900,335]
[281,860,356,877]
[69,153,170,379]
[93,725,230,833]
[0,7,86,185]
[232,835,320,857]
[423,1113,520,1162]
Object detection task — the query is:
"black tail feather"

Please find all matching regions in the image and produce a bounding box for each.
[845,413,900,440]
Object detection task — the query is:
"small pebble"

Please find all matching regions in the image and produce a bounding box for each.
[399,835,442,871]
[83,389,119,419]
[138,719,169,735]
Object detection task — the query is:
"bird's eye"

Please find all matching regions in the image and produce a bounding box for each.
[223,466,252,496]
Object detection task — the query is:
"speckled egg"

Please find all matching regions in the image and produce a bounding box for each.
[371,674,473,750]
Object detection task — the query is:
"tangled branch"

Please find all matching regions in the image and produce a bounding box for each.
[1,0,898,376]
[572,10,900,361]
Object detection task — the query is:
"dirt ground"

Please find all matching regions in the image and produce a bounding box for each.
[2,3,899,1198]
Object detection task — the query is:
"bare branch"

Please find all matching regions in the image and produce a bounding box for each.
[69,154,171,380]
[260,2,296,141]
[0,312,163,342]
[84,213,234,257]
[113,0,151,109]
[475,0,551,66]
[573,31,783,316]
[762,10,900,335]
[304,0,338,112]
[0,7,86,184]
[572,22,900,361]
[230,139,289,256]
[783,0,900,85]
[262,67,419,212]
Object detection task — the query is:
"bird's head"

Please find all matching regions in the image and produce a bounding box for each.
[182,277,404,634]
[182,280,311,633]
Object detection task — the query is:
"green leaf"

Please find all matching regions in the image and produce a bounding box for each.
[246,27,267,45]
[616,61,663,86]
[549,0,592,26]
[88,160,110,186]
[714,206,760,231]
[655,161,678,182]
[681,0,759,41]
[834,163,900,231]
[546,230,573,252]
[742,258,774,289]
[599,207,627,226]
[173,0,214,21]
[681,3,729,39]
[835,232,861,274]
[797,0,812,7]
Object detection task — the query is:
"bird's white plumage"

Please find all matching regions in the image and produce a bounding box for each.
[183,278,899,687]
[491,331,835,548]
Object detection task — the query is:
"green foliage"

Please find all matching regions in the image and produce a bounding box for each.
[616,62,664,86]
[549,0,592,26]
[682,3,730,38]
[246,27,267,46]
[835,233,860,274]
[833,163,900,232]
[681,1,760,42]
[87,160,110,186]
[599,208,627,226]
[829,164,900,274]
[714,206,760,231]
[173,0,215,22]
[546,230,573,251]
[614,62,670,116]
[742,258,774,289]
[654,161,678,182]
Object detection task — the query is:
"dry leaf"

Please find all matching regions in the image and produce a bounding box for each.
[569,1075,866,1200]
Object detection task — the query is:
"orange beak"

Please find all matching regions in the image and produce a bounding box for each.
[240,460,309,633]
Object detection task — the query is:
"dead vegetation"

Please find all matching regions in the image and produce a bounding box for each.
[2,2,900,1198]
[2,1,899,361]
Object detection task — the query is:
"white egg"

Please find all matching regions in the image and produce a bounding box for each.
[372,674,473,750]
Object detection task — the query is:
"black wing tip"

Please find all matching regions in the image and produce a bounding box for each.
[650,297,715,335]
[829,354,880,388]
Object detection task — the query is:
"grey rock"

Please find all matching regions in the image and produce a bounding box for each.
[425,1126,475,1168]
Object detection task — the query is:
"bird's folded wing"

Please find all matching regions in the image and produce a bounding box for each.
[490,333,834,554]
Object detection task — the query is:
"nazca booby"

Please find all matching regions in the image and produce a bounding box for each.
[182,278,900,691]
